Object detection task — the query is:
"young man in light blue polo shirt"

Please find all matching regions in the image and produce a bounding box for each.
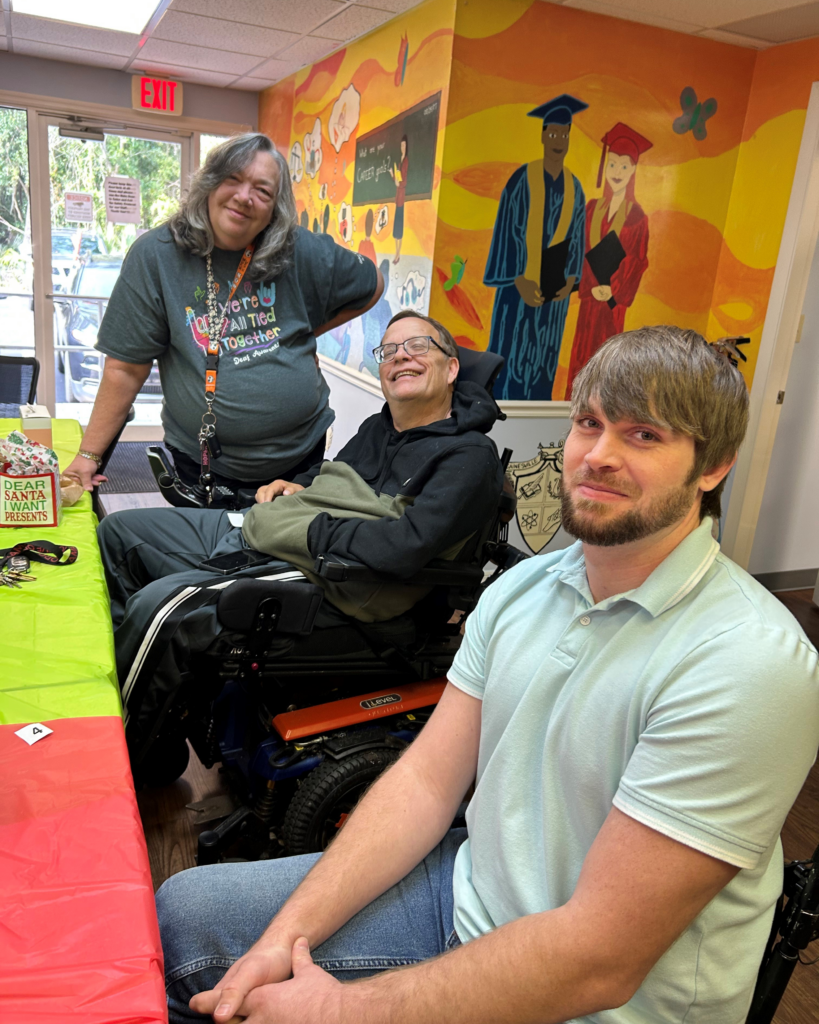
[158,326,819,1024]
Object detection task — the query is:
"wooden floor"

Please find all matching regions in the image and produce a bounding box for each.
[763,592,819,1023]
[128,494,818,1023]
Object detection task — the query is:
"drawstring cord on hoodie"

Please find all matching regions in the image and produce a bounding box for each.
[375,432,411,494]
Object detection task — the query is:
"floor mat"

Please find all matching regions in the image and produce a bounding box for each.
[99,442,160,494]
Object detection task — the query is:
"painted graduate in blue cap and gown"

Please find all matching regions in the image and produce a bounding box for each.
[484,94,588,401]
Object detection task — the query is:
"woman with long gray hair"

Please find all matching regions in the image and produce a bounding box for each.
[64,132,383,507]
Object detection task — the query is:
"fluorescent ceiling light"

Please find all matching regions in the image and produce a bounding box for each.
[12,0,161,34]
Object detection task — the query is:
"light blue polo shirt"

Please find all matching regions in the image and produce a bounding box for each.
[448,517,819,1023]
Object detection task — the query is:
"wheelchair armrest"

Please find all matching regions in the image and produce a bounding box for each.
[313,555,484,588]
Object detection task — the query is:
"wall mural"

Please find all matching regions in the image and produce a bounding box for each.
[260,0,819,412]
[260,0,456,387]
[429,0,759,401]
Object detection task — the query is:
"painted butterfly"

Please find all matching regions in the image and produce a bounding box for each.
[673,87,717,141]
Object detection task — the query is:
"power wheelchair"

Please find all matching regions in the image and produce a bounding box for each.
[127,347,527,864]
[108,346,817,1020]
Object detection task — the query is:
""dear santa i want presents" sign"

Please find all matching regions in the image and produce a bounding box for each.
[0,473,60,527]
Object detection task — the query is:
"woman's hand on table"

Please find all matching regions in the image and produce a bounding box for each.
[63,454,107,492]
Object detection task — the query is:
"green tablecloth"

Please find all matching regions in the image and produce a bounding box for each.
[0,419,121,725]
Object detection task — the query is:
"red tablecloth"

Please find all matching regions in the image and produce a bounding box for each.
[0,419,166,1023]
[0,716,166,1022]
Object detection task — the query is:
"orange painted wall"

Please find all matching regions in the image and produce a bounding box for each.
[260,0,456,381]
[260,0,819,400]
[430,0,758,399]
[707,36,819,387]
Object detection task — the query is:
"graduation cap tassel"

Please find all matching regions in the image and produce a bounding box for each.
[597,143,608,190]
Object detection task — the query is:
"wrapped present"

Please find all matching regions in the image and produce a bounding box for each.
[0,430,62,527]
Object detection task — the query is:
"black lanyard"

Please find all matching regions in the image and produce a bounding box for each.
[0,540,78,568]
[199,244,255,504]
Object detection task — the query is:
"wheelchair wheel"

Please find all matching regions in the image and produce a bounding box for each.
[282,748,400,856]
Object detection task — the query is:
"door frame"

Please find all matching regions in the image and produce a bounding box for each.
[2,88,249,440]
[721,81,819,567]
[33,112,194,440]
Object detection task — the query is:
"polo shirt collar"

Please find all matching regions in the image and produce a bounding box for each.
[546,517,720,617]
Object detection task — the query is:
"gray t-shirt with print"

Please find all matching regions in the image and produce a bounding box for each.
[96,225,377,480]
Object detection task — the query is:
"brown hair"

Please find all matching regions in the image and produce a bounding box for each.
[570,326,749,520]
[386,309,459,359]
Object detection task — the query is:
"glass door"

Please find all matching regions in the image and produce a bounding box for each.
[0,106,35,409]
[43,119,190,433]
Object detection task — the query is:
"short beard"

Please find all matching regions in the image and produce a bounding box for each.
[560,478,698,547]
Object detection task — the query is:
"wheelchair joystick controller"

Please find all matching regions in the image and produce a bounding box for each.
[146,446,258,511]
[146,446,210,509]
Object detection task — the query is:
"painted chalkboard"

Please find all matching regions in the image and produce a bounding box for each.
[352,91,441,206]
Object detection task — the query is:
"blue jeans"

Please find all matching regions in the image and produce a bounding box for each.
[157,829,467,1022]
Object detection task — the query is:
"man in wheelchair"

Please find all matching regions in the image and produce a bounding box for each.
[156,326,818,1024]
[98,309,505,777]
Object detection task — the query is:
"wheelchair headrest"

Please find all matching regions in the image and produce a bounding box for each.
[456,346,505,396]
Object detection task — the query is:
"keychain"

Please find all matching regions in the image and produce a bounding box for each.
[0,541,76,591]
[1,554,36,588]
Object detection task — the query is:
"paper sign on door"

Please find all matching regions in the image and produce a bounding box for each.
[64,192,94,223]
[104,176,141,225]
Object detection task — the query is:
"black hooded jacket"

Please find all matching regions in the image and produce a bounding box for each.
[293,379,504,579]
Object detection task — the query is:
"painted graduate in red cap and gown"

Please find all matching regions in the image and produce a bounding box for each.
[484,94,588,401]
[567,122,652,398]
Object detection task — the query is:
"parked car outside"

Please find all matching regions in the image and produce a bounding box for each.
[56,254,161,403]
[50,228,108,294]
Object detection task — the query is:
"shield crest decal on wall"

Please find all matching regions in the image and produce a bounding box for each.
[509,441,564,554]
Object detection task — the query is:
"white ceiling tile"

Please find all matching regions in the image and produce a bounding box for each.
[154,10,298,57]
[139,36,260,74]
[168,0,347,35]
[11,37,127,68]
[240,56,302,79]
[231,79,277,90]
[277,34,340,64]
[722,1,819,43]
[561,0,705,33]
[357,0,424,12]
[131,58,238,87]
[563,0,809,31]
[226,79,270,90]
[313,4,393,40]
[697,27,771,47]
[11,13,138,55]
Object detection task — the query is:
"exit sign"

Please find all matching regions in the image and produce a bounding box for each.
[131,76,183,116]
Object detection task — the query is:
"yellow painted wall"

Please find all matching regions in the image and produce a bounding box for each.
[260,0,819,400]
[430,0,757,399]
[706,37,819,388]
[259,0,456,380]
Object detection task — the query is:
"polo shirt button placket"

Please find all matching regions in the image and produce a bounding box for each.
[580,615,591,626]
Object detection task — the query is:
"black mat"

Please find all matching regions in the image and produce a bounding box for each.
[99,442,160,494]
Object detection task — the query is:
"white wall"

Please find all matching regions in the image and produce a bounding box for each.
[749,237,819,576]
[0,51,257,127]
[323,369,574,556]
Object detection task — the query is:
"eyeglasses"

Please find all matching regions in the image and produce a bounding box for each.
[373,335,449,364]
